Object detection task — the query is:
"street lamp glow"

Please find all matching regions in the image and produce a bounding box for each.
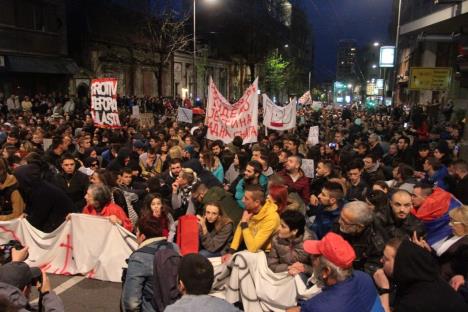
[284,44,289,48]
[372,64,377,69]
[373,42,380,47]
[347,84,353,89]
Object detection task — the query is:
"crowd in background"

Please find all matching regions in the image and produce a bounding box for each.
[0,91,467,312]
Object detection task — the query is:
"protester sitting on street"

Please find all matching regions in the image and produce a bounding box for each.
[421,157,449,191]
[333,201,385,276]
[121,212,179,312]
[267,210,312,276]
[308,181,345,239]
[0,261,64,311]
[267,184,289,214]
[199,151,224,184]
[345,159,369,201]
[373,237,468,312]
[0,157,25,221]
[171,168,198,219]
[141,193,174,238]
[165,253,241,312]
[222,185,280,263]
[387,163,416,193]
[197,202,234,258]
[235,160,268,209]
[411,205,468,296]
[452,160,468,204]
[286,232,384,312]
[362,154,386,187]
[279,155,310,205]
[375,190,425,241]
[82,184,133,231]
[53,153,89,212]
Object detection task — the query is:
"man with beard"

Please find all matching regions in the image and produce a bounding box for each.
[222,185,280,263]
[286,232,384,312]
[310,160,336,197]
[452,160,468,204]
[308,181,344,239]
[333,201,385,276]
[375,190,425,241]
[234,160,267,209]
[373,238,468,312]
[279,156,310,204]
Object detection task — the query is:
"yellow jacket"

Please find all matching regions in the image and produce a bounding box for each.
[230,199,280,253]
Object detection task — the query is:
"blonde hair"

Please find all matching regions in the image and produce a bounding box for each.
[449,205,468,229]
[179,168,197,184]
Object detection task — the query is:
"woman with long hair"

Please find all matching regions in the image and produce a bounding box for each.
[141,193,174,238]
[199,151,224,183]
[198,202,233,258]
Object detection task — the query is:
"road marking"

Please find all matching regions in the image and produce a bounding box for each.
[31,276,86,304]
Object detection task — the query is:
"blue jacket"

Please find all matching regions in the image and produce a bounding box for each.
[308,203,343,239]
[235,174,268,209]
[423,166,449,191]
[121,238,179,312]
[300,271,384,312]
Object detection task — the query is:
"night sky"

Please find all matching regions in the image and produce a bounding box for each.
[302,0,394,82]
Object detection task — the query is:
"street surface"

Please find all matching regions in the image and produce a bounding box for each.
[31,274,122,311]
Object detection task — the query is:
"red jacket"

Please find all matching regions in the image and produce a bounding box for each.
[82,202,133,232]
[279,170,310,204]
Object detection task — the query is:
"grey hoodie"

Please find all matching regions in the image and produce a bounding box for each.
[0,282,64,312]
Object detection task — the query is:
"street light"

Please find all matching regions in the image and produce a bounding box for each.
[192,0,217,101]
[372,64,377,69]
[373,42,380,47]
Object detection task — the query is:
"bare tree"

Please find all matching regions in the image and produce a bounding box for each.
[140,1,192,96]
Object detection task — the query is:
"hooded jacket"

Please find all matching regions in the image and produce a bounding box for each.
[0,174,25,221]
[393,240,468,312]
[229,199,280,253]
[202,186,243,226]
[0,282,64,312]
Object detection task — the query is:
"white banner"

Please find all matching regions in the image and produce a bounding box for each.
[0,214,137,282]
[205,77,258,144]
[177,107,193,124]
[307,126,319,146]
[301,159,315,178]
[298,91,312,105]
[262,95,296,131]
[131,105,140,118]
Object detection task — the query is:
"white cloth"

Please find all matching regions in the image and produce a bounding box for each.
[0,214,138,282]
[434,235,463,256]
[212,251,320,312]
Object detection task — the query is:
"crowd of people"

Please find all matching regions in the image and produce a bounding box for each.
[0,91,467,312]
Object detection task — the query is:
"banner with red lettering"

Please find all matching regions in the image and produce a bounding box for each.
[205,77,259,144]
[262,94,296,131]
[91,78,121,128]
[0,214,137,282]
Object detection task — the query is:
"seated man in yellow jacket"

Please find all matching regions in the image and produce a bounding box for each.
[222,185,280,263]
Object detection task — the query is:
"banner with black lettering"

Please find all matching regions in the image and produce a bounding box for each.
[91,78,121,128]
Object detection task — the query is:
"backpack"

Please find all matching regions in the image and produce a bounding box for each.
[122,240,181,312]
[0,183,19,216]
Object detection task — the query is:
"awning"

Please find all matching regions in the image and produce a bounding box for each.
[5,55,79,74]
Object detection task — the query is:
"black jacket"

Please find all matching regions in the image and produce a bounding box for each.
[53,171,90,212]
[14,164,74,233]
[333,222,385,276]
[453,175,468,205]
[393,240,468,312]
[375,207,425,242]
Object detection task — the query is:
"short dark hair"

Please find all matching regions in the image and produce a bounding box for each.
[399,136,410,145]
[453,159,468,172]
[170,158,182,166]
[245,184,265,205]
[426,157,442,171]
[323,181,344,200]
[120,167,133,176]
[366,190,389,209]
[396,163,414,180]
[178,254,214,295]
[363,154,377,163]
[247,160,262,175]
[280,210,305,237]
[413,182,434,196]
[318,160,333,171]
[60,153,75,164]
[347,159,364,172]
[210,140,224,149]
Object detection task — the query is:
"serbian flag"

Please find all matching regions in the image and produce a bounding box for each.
[412,187,462,246]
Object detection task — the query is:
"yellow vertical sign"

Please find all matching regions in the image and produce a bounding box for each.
[409,67,452,91]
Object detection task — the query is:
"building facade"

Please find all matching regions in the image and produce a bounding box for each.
[0,0,78,97]
[336,39,358,83]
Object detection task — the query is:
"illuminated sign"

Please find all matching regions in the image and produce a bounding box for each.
[379,46,395,68]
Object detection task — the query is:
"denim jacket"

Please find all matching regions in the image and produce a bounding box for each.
[121,237,179,312]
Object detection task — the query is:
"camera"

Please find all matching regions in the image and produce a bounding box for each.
[0,240,24,264]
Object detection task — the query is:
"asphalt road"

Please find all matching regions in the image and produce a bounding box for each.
[31,274,122,311]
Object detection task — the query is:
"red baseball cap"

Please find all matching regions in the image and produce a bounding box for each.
[304,232,356,269]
